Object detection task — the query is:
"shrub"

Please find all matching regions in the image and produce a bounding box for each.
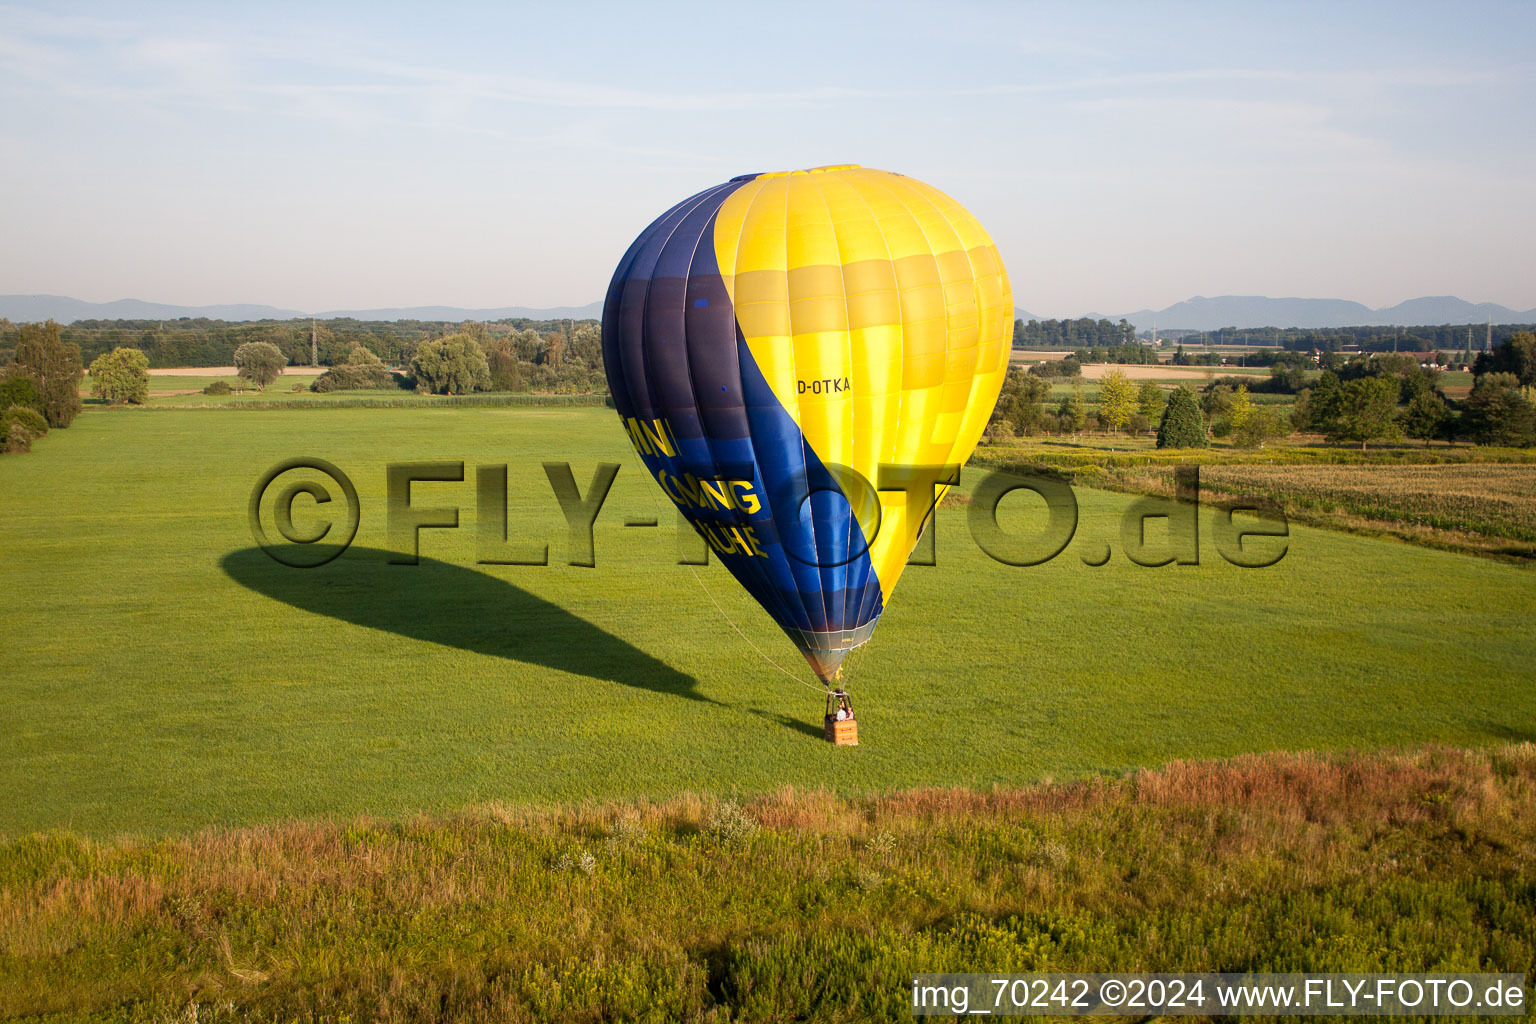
[1028,357,1082,379]
[310,363,405,393]
[3,423,33,453]
[705,801,758,845]
[5,404,49,437]
[202,380,232,395]
[0,376,43,413]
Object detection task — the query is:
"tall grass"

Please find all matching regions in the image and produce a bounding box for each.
[972,442,1536,560]
[1,745,1532,1021]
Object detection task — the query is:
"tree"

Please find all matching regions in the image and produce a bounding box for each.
[1136,381,1165,419]
[1401,388,1448,446]
[1329,376,1401,450]
[233,341,286,390]
[1295,370,1342,434]
[485,344,522,392]
[988,366,1052,436]
[411,334,491,395]
[1473,332,1536,392]
[88,347,150,405]
[1460,374,1536,447]
[1268,363,1308,393]
[346,344,385,367]
[1199,383,1234,424]
[1156,386,1207,448]
[1056,390,1086,435]
[1097,369,1135,433]
[1234,407,1290,448]
[1227,384,1253,433]
[10,321,83,428]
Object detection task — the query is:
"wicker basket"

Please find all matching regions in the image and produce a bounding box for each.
[824,717,859,746]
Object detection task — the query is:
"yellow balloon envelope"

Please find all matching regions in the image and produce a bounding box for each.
[602,165,1012,681]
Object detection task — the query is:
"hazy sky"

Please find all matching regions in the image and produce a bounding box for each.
[2,1,1532,316]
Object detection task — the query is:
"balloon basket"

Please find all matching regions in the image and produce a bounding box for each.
[823,688,858,746]
[823,718,859,746]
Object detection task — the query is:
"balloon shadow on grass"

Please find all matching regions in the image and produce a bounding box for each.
[746,709,824,741]
[222,545,719,706]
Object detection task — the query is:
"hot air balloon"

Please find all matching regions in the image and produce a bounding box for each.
[601,165,1012,713]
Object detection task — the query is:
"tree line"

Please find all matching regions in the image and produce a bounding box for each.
[987,333,1536,450]
[1162,323,1536,355]
[0,316,604,380]
[1013,318,1138,349]
[227,320,608,396]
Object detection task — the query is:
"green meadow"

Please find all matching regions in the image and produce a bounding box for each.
[1,406,1533,837]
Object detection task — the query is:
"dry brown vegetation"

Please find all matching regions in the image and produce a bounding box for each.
[973,449,1536,560]
[1,744,1533,1021]
[1092,462,1536,559]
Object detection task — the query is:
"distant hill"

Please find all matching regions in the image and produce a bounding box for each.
[0,294,604,325]
[313,303,604,321]
[0,295,305,323]
[5,293,1531,331]
[1023,295,1535,332]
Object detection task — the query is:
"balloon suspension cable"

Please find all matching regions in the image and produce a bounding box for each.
[687,566,829,694]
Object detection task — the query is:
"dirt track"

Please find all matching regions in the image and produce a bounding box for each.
[1008,354,1226,381]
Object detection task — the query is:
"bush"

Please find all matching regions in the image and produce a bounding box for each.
[5,404,49,437]
[310,363,406,393]
[705,801,758,845]
[1028,357,1082,379]
[202,380,232,395]
[3,422,33,453]
[0,376,43,413]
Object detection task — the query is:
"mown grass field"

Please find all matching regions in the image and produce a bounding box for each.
[2,406,1533,838]
[1,745,1531,1021]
